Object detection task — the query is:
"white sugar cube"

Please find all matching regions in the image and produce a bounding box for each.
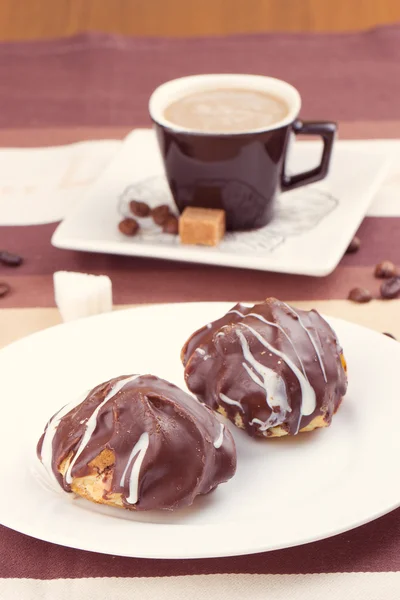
[54,271,113,322]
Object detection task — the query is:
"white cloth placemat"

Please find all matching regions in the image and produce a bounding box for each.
[2,573,399,600]
[0,140,120,225]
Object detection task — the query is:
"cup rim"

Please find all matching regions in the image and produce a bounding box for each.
[149,74,301,136]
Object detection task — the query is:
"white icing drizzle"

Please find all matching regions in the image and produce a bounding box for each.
[64,375,139,485]
[213,423,225,448]
[240,324,316,416]
[242,362,264,388]
[229,308,321,432]
[250,417,279,432]
[120,431,150,505]
[196,347,211,361]
[219,392,244,413]
[40,392,89,486]
[281,303,327,382]
[229,309,307,376]
[236,329,290,432]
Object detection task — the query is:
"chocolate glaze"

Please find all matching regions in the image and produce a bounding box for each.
[182,299,347,437]
[37,375,236,510]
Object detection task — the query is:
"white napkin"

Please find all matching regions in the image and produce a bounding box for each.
[0,140,120,226]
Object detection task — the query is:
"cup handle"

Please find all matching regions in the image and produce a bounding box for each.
[281,120,337,192]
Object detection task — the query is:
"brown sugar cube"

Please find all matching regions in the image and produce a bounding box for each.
[179,207,226,247]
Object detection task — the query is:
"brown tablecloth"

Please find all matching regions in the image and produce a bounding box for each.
[1,27,400,128]
[1,26,400,597]
[1,216,399,308]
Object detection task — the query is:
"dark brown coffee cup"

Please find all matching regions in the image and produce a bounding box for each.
[149,74,336,231]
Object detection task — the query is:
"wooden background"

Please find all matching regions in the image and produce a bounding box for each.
[1,0,400,40]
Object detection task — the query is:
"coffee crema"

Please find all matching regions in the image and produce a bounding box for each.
[163,87,290,133]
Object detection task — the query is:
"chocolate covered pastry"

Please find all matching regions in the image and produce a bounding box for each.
[182,299,347,438]
[37,375,236,510]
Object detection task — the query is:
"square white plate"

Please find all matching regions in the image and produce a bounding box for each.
[52,130,389,276]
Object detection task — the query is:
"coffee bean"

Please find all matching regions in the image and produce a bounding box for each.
[383,332,397,340]
[374,260,397,278]
[129,200,150,218]
[0,282,10,297]
[348,287,372,303]
[152,204,171,226]
[346,236,361,254]
[162,216,179,235]
[0,250,23,267]
[118,218,139,236]
[380,276,400,299]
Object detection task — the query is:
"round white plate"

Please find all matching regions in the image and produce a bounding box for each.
[1,303,399,559]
